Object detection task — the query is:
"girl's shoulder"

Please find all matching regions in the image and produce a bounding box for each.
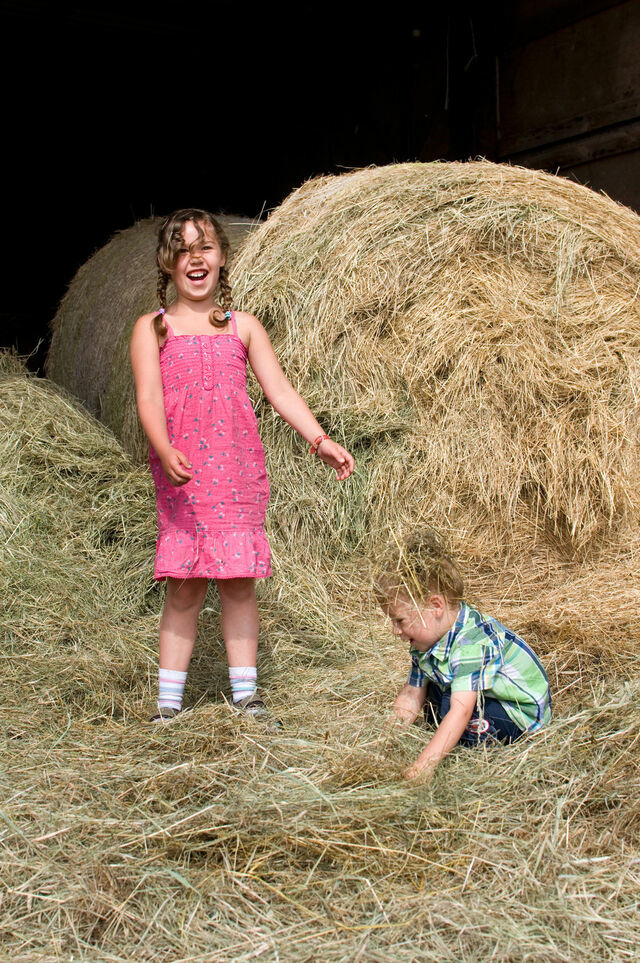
[131,312,165,351]
[233,310,264,347]
[233,309,261,327]
[132,311,162,333]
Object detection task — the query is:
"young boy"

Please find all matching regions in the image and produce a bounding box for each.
[376,533,551,782]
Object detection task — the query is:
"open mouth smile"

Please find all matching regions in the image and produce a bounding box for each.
[187,270,208,281]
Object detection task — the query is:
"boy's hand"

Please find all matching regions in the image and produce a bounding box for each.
[316,439,355,480]
[160,447,193,486]
[404,691,477,783]
[391,683,426,727]
[404,758,438,783]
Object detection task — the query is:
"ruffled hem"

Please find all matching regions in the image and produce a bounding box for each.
[154,526,271,581]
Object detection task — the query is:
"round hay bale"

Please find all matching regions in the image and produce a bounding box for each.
[46,214,257,461]
[228,161,640,585]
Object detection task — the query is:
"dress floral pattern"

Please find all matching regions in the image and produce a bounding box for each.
[150,312,271,580]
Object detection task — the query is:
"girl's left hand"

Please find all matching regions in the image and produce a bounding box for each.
[316,439,355,480]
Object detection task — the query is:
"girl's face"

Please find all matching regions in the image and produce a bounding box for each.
[171,220,226,303]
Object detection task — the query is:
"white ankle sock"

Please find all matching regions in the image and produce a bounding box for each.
[158,668,187,711]
[229,666,257,703]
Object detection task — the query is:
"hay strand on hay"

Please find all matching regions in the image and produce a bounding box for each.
[2,358,640,957]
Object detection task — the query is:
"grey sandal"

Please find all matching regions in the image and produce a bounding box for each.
[149,706,182,723]
[234,695,283,728]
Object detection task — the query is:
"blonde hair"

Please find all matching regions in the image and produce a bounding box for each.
[154,208,232,338]
[373,530,464,606]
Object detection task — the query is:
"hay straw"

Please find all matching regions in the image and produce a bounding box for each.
[227,161,640,651]
[46,215,257,461]
[46,164,640,622]
[231,162,640,553]
[2,355,640,959]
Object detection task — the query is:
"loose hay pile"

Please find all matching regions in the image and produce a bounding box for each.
[2,358,640,959]
[46,214,256,461]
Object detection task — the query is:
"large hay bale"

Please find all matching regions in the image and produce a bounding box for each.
[46,214,256,460]
[227,162,640,605]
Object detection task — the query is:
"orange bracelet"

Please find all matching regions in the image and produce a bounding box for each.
[310,433,330,455]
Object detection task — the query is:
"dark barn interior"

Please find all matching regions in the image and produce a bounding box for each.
[3,0,640,367]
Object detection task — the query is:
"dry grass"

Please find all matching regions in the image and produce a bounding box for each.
[46,215,257,461]
[232,161,640,551]
[2,356,640,960]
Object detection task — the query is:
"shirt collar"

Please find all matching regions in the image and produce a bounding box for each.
[411,603,467,663]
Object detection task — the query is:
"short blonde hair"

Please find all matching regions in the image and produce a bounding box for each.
[373,531,464,606]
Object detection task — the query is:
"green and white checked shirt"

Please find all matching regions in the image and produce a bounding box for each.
[409,603,552,732]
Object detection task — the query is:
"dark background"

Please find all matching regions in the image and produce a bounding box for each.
[4,0,640,370]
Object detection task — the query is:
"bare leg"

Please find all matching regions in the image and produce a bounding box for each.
[159,577,208,671]
[216,577,259,667]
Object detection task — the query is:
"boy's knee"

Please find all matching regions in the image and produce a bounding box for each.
[458,712,523,747]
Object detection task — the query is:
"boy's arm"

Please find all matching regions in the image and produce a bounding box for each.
[404,690,477,780]
[390,682,426,726]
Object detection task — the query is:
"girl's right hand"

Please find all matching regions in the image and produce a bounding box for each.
[160,447,193,486]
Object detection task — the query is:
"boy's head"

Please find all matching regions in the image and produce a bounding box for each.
[374,532,464,650]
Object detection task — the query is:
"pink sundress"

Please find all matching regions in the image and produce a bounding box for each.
[150,311,271,580]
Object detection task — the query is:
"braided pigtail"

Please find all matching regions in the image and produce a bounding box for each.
[211,264,233,328]
[153,270,169,338]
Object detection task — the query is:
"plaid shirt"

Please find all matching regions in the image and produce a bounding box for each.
[408,603,551,732]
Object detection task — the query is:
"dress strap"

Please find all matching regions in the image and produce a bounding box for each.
[229,310,238,337]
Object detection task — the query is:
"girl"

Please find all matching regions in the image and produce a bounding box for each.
[130,208,354,723]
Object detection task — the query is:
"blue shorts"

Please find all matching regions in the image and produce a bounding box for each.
[425,681,524,746]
